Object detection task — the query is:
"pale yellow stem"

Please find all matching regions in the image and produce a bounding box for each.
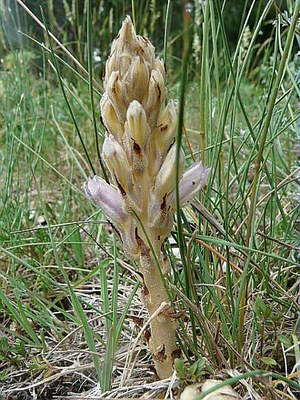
[139,247,178,379]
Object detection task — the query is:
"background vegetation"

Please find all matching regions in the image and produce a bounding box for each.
[0,0,299,399]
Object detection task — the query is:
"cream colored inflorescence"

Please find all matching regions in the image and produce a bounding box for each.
[84,16,210,379]
[85,16,210,258]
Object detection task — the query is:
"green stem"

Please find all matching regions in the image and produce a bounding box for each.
[131,0,136,29]
[163,0,172,67]
[199,1,209,164]
[175,0,191,295]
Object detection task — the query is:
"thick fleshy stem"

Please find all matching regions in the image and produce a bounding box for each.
[135,228,179,379]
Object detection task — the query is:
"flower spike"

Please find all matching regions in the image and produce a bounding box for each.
[84,16,210,380]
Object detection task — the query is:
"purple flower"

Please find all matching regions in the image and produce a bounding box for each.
[168,162,211,207]
[84,176,128,225]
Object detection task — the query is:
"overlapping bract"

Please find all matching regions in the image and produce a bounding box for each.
[85,16,210,256]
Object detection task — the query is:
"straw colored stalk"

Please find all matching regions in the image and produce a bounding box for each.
[84,17,210,379]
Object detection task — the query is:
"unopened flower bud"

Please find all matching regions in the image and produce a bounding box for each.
[155,100,178,151]
[137,35,155,66]
[155,145,185,198]
[100,94,124,141]
[126,57,150,103]
[107,71,128,122]
[109,17,138,75]
[147,100,178,177]
[126,100,149,148]
[106,53,132,84]
[144,69,165,127]
[102,135,133,194]
[154,59,166,81]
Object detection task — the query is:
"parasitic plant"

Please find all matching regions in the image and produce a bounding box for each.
[84,17,210,379]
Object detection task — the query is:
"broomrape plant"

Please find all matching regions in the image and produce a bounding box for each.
[84,17,210,379]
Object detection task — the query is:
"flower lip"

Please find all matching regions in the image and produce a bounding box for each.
[168,162,211,208]
[84,176,128,225]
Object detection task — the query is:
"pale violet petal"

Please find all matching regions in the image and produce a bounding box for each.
[168,162,210,207]
[84,176,128,224]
